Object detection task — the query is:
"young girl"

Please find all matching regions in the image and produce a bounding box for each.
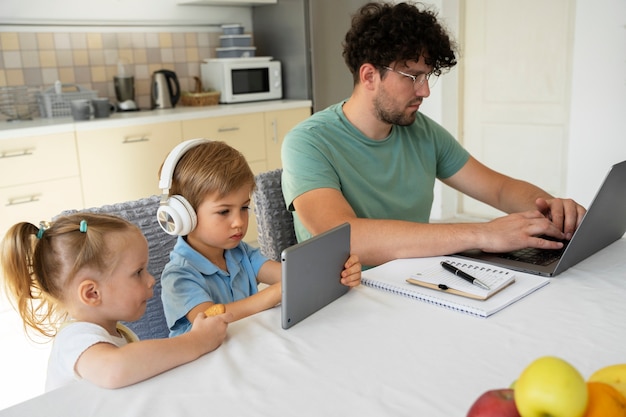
[1,213,231,391]
[159,139,362,337]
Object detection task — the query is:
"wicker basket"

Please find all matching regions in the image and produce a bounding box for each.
[37,84,97,118]
[180,90,220,107]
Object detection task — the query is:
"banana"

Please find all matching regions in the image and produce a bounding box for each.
[588,364,626,399]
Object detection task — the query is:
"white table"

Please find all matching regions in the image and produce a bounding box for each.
[2,239,625,417]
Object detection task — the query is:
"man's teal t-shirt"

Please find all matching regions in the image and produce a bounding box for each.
[281,102,470,242]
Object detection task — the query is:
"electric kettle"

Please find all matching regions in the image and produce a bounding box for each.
[151,70,180,109]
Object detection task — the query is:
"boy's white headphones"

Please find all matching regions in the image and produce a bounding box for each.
[157,138,211,236]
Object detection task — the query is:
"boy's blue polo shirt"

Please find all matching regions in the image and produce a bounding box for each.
[161,236,268,337]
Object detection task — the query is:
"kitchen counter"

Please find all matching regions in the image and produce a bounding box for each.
[0,100,312,139]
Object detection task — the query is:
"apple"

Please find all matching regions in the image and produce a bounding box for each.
[514,356,588,417]
[467,388,521,417]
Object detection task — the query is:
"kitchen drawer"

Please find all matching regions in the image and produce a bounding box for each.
[181,113,266,163]
[0,132,79,188]
[1,177,83,239]
[76,122,182,207]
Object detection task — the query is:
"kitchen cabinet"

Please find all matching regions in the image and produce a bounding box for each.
[182,112,267,169]
[0,132,82,238]
[76,121,182,208]
[264,107,311,170]
[181,106,311,243]
[178,0,276,5]
[182,112,266,243]
[1,100,311,245]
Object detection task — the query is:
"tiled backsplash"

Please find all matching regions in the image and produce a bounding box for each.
[0,30,221,111]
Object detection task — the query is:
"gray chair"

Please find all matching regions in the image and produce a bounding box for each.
[252,168,297,261]
[58,195,174,340]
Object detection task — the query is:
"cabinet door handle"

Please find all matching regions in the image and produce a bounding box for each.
[123,135,150,144]
[1,148,34,159]
[217,127,240,133]
[271,119,278,143]
[6,194,41,206]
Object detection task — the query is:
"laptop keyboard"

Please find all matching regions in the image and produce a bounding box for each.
[498,242,568,266]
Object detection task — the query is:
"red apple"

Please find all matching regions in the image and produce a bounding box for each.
[467,388,521,417]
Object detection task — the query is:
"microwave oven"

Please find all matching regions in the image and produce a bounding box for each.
[201,58,282,104]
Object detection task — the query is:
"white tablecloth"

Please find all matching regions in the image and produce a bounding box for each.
[2,239,625,417]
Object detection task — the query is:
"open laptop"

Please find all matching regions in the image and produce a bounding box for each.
[281,223,351,329]
[454,160,626,276]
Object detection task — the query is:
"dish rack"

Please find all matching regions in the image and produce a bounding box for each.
[0,86,40,121]
[37,84,98,118]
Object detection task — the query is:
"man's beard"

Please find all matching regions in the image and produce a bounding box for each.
[373,88,420,126]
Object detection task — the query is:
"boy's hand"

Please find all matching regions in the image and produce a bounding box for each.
[190,310,232,354]
[340,254,361,287]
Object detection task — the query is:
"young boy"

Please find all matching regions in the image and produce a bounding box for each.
[159,139,361,337]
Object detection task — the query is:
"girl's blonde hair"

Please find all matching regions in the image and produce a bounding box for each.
[1,213,137,338]
[164,140,255,210]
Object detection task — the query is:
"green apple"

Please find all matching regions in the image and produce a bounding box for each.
[514,356,588,417]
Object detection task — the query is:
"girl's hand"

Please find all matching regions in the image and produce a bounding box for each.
[340,254,361,287]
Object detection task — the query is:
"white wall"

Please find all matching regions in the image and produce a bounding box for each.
[567,0,626,206]
[429,0,626,218]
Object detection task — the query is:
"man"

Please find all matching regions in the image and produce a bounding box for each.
[281,2,586,267]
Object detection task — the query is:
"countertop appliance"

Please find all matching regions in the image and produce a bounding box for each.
[252,0,369,112]
[151,70,181,109]
[201,57,282,104]
[114,76,137,111]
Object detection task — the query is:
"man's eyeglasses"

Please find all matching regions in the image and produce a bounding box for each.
[383,66,438,89]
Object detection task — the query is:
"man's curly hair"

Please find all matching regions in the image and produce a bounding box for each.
[342,2,457,83]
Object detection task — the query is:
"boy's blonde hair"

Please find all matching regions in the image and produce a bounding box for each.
[1,213,138,338]
[166,140,255,210]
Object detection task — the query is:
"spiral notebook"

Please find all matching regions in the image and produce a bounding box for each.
[406,259,515,300]
[362,257,550,317]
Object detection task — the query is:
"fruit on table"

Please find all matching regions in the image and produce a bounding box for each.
[583,381,626,417]
[514,356,588,417]
[466,388,521,417]
[588,364,626,399]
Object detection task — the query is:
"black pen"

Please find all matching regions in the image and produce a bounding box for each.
[440,261,491,290]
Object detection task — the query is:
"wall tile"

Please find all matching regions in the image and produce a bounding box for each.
[55,50,74,67]
[86,33,103,49]
[102,33,118,49]
[90,66,107,83]
[18,33,38,50]
[53,33,72,50]
[146,33,159,49]
[133,49,148,65]
[36,33,55,50]
[1,30,218,110]
[3,51,22,69]
[88,49,105,66]
[22,68,43,86]
[70,33,88,50]
[57,67,75,84]
[39,51,57,68]
[6,69,25,86]
[131,33,146,49]
[41,68,60,85]
[73,50,89,66]
[159,33,173,48]
[1,33,20,51]
[21,51,40,68]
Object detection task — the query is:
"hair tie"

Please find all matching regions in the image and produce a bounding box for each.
[36,221,51,239]
[79,219,88,233]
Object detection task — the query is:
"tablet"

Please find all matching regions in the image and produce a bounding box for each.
[281,223,351,329]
